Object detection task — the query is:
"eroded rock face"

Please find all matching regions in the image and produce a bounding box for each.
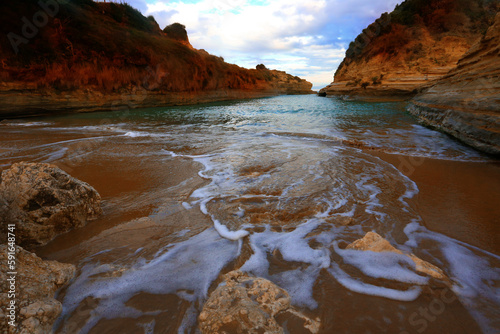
[409,13,500,156]
[319,0,495,99]
[0,162,102,248]
[199,270,320,334]
[347,231,448,281]
[0,244,75,334]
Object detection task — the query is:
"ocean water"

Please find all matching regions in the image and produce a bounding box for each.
[1,95,498,333]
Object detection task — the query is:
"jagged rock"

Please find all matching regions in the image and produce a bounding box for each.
[0,244,75,334]
[0,162,102,248]
[347,231,448,281]
[199,270,320,334]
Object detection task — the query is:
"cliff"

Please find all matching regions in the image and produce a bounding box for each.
[408,13,500,156]
[0,0,313,118]
[319,0,498,99]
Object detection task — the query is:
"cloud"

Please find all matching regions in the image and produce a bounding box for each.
[137,0,402,89]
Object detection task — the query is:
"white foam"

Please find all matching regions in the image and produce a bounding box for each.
[43,147,68,162]
[240,220,331,308]
[124,131,148,138]
[213,219,249,241]
[328,263,422,301]
[59,228,240,333]
[402,221,500,333]
[235,207,245,218]
[1,121,53,127]
[335,246,429,285]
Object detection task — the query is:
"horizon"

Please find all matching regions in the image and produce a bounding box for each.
[102,0,404,90]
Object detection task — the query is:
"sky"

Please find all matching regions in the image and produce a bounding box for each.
[122,0,402,90]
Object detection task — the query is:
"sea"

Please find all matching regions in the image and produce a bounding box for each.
[1,95,499,333]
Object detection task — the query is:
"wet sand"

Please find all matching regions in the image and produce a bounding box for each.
[26,149,495,334]
[372,151,500,255]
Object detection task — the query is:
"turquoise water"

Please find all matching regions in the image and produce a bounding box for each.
[9,95,482,160]
[0,95,498,333]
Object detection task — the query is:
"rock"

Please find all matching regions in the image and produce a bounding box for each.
[163,23,191,46]
[0,2,314,118]
[0,244,75,334]
[199,270,320,334]
[319,0,495,99]
[346,232,448,281]
[0,162,102,248]
[408,13,500,156]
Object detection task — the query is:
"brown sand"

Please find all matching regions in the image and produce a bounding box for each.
[371,151,500,255]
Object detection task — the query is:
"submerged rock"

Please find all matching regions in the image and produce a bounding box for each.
[0,244,75,334]
[199,270,320,334]
[0,162,102,248]
[347,231,448,281]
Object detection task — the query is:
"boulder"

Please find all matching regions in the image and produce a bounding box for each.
[0,244,75,334]
[347,231,448,281]
[0,162,102,248]
[199,270,320,334]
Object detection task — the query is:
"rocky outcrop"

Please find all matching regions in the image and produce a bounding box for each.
[0,244,75,334]
[347,232,448,282]
[408,12,500,156]
[0,162,102,248]
[199,270,320,334]
[0,1,312,118]
[319,0,497,99]
[162,23,191,47]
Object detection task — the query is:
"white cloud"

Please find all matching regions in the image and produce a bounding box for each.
[140,0,402,88]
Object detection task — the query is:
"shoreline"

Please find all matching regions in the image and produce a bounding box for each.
[370,150,500,255]
[1,95,497,333]
[0,88,314,119]
[31,148,496,334]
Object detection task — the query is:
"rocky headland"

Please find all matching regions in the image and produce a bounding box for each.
[319,0,498,100]
[408,12,500,156]
[0,0,313,118]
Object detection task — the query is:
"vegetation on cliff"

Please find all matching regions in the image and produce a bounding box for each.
[328,0,498,93]
[0,0,311,94]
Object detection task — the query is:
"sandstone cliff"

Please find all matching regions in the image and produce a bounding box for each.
[319,0,498,99]
[408,13,500,156]
[0,0,312,118]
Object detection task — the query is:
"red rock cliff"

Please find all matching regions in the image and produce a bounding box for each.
[0,0,313,117]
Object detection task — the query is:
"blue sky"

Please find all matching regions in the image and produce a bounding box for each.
[122,0,402,90]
